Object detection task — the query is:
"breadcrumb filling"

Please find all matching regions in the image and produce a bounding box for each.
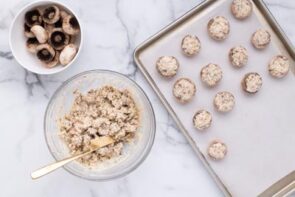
[59,86,140,166]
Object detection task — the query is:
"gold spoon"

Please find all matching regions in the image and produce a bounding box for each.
[31,136,114,180]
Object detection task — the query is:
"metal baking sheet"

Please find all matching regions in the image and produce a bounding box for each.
[134,0,295,196]
[259,171,295,197]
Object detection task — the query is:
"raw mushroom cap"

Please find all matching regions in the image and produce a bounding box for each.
[62,15,80,35]
[49,28,70,50]
[31,25,48,44]
[36,44,56,63]
[26,37,39,53]
[45,51,60,68]
[42,5,60,24]
[25,9,42,27]
[59,44,78,65]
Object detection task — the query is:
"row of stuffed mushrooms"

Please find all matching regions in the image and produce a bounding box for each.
[24,5,80,68]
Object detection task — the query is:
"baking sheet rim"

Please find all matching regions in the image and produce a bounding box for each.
[133,0,295,196]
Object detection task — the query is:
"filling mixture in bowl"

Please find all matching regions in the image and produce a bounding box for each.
[59,86,140,166]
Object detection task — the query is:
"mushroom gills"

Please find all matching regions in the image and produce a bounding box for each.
[26,37,39,53]
[25,9,42,27]
[54,18,63,28]
[36,44,55,63]
[59,44,77,65]
[42,6,60,24]
[62,15,80,35]
[45,51,60,68]
[49,28,70,50]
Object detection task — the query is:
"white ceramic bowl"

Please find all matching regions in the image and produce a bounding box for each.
[9,0,83,75]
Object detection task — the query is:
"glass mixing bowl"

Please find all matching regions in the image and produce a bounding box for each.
[44,70,156,181]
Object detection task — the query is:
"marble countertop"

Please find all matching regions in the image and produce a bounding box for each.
[0,0,294,196]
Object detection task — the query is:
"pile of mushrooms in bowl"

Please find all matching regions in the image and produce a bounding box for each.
[9,1,82,75]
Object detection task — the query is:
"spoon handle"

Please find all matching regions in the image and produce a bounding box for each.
[31,149,92,180]
[31,136,114,180]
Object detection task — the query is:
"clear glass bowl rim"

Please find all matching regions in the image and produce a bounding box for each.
[44,69,156,181]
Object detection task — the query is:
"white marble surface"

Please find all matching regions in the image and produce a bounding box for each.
[0,0,294,196]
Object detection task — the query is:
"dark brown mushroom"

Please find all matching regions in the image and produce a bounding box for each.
[62,15,80,35]
[42,5,60,24]
[49,28,70,50]
[36,44,55,63]
[24,23,35,38]
[26,37,39,53]
[45,51,60,68]
[25,9,42,27]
